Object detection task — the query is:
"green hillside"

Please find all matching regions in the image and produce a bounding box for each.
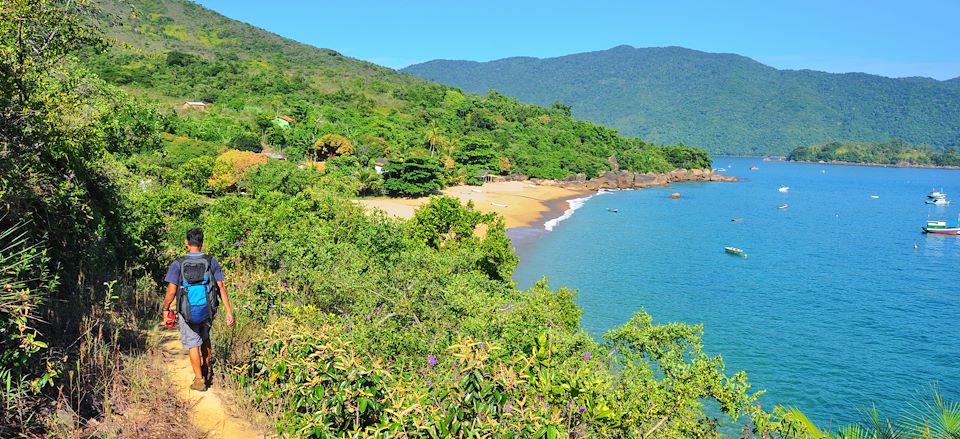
[788,139,960,166]
[5,1,958,437]
[402,45,960,155]
[83,2,710,183]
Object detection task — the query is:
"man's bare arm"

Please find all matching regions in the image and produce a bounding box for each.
[162,282,177,314]
[217,280,235,326]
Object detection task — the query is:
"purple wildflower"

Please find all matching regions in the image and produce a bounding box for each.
[427,354,438,367]
[578,406,586,414]
[65,173,75,180]
[476,413,483,420]
[504,404,512,413]
[426,380,432,386]
[583,351,592,361]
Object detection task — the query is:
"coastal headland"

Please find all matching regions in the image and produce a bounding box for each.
[358,169,738,228]
[788,159,960,170]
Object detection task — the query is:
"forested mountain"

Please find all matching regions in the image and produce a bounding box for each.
[403,45,960,155]
[788,139,960,166]
[82,1,710,183]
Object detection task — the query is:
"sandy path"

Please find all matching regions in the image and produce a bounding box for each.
[358,181,591,228]
[158,331,266,438]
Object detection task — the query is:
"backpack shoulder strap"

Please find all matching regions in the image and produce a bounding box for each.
[176,256,186,286]
[202,255,214,278]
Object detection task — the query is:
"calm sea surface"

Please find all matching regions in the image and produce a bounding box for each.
[512,157,960,428]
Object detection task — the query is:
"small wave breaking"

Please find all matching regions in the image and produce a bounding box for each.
[543,190,612,231]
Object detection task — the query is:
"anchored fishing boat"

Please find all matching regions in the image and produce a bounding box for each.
[926,198,951,205]
[922,217,960,235]
[778,186,790,193]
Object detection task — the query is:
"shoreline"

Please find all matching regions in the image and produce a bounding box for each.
[356,181,593,230]
[357,169,739,235]
[787,159,960,170]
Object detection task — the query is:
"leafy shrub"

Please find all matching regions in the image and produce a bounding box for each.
[159,133,225,167]
[229,134,263,153]
[383,156,444,197]
[240,160,320,196]
[208,149,268,192]
[310,133,354,161]
[0,220,59,429]
[177,155,215,193]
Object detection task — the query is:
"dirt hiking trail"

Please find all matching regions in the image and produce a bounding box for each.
[158,330,267,438]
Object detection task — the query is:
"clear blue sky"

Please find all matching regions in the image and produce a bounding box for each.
[195,0,960,80]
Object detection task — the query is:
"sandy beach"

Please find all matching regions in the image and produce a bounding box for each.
[356,181,592,229]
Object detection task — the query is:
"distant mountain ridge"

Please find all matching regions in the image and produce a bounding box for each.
[403,46,960,155]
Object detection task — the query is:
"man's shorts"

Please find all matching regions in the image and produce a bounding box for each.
[177,315,211,349]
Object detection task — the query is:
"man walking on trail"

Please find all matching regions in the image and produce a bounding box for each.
[162,228,235,391]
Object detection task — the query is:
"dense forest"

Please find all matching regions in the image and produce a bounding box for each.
[788,139,960,167]
[403,45,960,156]
[2,1,958,437]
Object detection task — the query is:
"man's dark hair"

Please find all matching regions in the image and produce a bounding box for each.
[186,228,204,246]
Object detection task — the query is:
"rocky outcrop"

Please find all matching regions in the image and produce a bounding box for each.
[495,169,738,189]
[550,168,738,191]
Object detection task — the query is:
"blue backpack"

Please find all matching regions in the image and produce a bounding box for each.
[176,255,220,325]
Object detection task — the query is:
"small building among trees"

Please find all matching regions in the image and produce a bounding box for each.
[181,101,208,110]
[271,115,296,129]
[474,169,493,183]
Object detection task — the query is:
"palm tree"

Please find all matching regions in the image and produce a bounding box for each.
[763,386,959,439]
[900,385,960,439]
[424,126,445,156]
[354,167,383,196]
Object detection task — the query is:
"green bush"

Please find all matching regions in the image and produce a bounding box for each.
[229,134,263,153]
[383,156,444,197]
[240,160,320,196]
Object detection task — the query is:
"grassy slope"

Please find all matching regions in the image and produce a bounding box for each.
[91,0,414,106]
[403,45,960,155]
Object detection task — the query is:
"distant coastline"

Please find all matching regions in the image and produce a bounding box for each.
[787,159,960,170]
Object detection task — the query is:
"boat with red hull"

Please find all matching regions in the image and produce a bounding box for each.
[922,218,960,235]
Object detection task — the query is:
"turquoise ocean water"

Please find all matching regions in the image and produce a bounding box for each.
[511,157,959,428]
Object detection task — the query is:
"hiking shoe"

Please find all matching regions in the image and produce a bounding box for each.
[190,377,207,391]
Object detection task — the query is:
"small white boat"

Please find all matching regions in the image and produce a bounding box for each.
[778,186,790,193]
[714,167,727,172]
[870,195,880,199]
[777,203,789,209]
[926,198,951,206]
[724,247,748,258]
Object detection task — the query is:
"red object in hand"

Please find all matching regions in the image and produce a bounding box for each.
[164,311,176,329]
